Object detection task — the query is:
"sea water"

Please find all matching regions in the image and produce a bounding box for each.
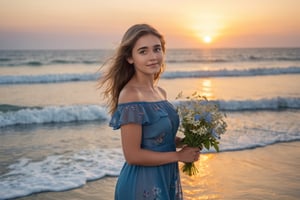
[0,48,300,199]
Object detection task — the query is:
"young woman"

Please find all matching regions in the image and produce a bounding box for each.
[99,24,200,200]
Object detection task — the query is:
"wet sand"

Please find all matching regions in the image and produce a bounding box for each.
[18,141,300,200]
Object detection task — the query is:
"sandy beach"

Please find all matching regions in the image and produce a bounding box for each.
[17,141,300,200]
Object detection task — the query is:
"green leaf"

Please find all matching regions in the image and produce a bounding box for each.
[204,140,210,150]
[213,141,220,152]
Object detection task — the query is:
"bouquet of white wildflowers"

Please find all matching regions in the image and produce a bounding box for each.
[176,92,227,176]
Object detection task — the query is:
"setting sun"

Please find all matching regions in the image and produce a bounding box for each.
[203,35,212,43]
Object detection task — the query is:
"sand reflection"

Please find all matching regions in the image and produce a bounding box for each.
[180,154,221,199]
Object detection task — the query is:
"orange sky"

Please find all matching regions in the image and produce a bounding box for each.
[0,0,299,49]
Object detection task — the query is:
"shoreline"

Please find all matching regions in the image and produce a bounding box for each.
[17,141,300,200]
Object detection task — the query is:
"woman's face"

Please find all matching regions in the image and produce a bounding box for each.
[127,34,164,76]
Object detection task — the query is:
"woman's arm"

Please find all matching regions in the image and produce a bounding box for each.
[120,123,200,166]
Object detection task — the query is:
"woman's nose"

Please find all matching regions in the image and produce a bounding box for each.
[149,51,157,60]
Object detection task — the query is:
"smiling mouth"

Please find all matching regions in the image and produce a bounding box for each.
[146,63,159,67]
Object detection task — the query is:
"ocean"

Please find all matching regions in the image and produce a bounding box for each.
[0,48,300,199]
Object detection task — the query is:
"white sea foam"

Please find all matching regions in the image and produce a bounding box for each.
[162,66,300,79]
[0,97,299,128]
[0,148,124,200]
[0,73,100,84]
[217,97,300,111]
[0,105,108,127]
[0,66,299,84]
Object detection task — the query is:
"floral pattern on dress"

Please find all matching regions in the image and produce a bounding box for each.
[154,132,166,145]
[143,186,162,200]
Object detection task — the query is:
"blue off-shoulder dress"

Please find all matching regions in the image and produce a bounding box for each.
[109,101,183,200]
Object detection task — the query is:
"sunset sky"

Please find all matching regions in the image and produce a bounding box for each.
[0,0,299,49]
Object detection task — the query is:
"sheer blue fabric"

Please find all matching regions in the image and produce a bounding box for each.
[109,101,183,200]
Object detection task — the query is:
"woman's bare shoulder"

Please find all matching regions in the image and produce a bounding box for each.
[118,85,142,104]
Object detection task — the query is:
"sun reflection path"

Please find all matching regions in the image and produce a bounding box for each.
[199,79,215,99]
[180,154,221,200]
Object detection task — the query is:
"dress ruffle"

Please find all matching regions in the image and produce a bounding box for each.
[109,101,169,130]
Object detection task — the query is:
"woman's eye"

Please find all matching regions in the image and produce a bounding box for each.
[154,47,162,52]
[139,50,146,54]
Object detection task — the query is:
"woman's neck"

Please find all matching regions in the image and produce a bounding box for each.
[131,74,156,89]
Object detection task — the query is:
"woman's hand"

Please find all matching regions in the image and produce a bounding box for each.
[177,146,200,163]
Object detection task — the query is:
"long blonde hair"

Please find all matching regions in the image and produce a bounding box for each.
[98,24,166,115]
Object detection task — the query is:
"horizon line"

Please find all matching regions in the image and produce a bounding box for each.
[1,46,300,51]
